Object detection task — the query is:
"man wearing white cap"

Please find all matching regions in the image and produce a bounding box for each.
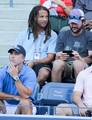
[52,8,92,83]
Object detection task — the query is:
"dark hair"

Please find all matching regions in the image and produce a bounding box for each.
[28,5,51,43]
[85,110,92,117]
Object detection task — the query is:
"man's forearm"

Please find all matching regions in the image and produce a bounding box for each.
[0,92,15,100]
[73,94,86,108]
[83,56,92,64]
[34,54,55,65]
[15,80,32,98]
[34,58,51,65]
[75,99,86,108]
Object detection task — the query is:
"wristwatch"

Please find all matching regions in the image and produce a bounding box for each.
[13,76,20,81]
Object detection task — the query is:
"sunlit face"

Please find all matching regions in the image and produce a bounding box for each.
[37,9,48,29]
[69,21,83,33]
[9,51,24,66]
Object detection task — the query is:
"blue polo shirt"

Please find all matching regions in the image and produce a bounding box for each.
[0,65,37,105]
[16,29,57,61]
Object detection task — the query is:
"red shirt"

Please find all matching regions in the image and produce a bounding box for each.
[40,0,73,17]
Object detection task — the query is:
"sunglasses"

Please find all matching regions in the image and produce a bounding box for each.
[68,15,81,20]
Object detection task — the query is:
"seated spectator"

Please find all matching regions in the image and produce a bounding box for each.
[51,8,92,83]
[72,0,77,7]
[0,45,37,114]
[56,65,92,116]
[75,0,92,30]
[40,0,73,33]
[16,5,57,88]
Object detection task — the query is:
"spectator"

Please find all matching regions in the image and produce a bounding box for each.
[40,0,73,16]
[51,8,92,83]
[40,0,73,33]
[16,5,57,88]
[0,45,37,114]
[75,0,92,30]
[72,0,76,7]
[56,65,92,116]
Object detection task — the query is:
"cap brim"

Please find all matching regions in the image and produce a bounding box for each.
[68,19,81,25]
[8,48,20,54]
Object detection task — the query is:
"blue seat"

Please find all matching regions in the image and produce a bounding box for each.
[38,82,74,106]
[31,83,40,102]
[36,82,74,115]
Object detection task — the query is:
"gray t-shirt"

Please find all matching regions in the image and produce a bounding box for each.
[55,30,92,57]
[75,0,92,20]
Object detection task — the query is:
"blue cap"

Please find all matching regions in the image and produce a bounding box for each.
[8,45,26,57]
[68,9,85,25]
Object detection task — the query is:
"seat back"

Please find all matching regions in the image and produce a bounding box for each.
[31,83,40,102]
[38,82,74,106]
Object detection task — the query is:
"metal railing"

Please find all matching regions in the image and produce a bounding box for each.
[9,0,13,7]
[9,0,39,7]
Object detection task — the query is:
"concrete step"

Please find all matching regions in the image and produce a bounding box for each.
[0,0,39,4]
[0,44,12,56]
[0,4,38,8]
[0,31,18,44]
[0,56,9,67]
[0,0,39,66]
[0,8,32,20]
[0,19,27,31]
[0,0,39,8]
[0,45,11,66]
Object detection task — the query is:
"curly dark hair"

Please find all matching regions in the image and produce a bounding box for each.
[28,5,51,43]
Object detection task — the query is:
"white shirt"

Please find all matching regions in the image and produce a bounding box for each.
[74,65,92,107]
[15,29,57,61]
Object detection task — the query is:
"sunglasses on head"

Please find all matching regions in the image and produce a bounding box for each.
[68,15,82,20]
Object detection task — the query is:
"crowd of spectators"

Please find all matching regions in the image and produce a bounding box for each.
[40,0,73,33]
[0,0,92,116]
[51,8,92,83]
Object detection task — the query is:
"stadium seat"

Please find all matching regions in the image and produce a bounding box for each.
[31,82,40,102]
[36,82,74,115]
[39,82,74,105]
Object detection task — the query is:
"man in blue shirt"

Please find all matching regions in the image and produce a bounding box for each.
[0,45,37,114]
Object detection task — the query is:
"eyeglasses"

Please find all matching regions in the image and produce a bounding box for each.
[68,15,81,20]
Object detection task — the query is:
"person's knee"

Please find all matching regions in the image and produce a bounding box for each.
[55,104,73,116]
[19,98,32,107]
[0,100,6,114]
[73,60,87,77]
[17,98,32,114]
[53,60,65,71]
[38,68,50,83]
[73,60,87,69]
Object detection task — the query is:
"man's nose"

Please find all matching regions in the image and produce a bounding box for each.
[43,17,48,21]
[11,54,15,58]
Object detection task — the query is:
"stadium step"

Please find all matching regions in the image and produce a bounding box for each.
[0,0,39,8]
[0,56,9,67]
[0,19,27,31]
[0,8,32,20]
[0,31,19,44]
[0,0,39,65]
